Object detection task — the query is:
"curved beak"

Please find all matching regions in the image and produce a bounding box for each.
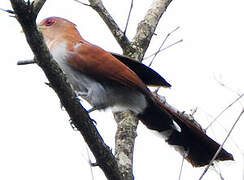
[37,24,46,32]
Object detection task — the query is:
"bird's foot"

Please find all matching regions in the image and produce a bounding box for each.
[90,161,99,167]
[89,118,97,125]
[87,107,98,113]
[69,119,78,131]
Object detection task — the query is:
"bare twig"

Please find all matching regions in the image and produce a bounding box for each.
[0,7,16,18]
[17,59,35,65]
[199,109,244,180]
[212,165,224,180]
[214,75,243,98]
[144,39,183,60]
[148,26,180,66]
[146,35,182,93]
[74,0,91,7]
[124,0,133,35]
[86,0,131,50]
[205,93,244,130]
[0,8,15,14]
[178,151,187,180]
[79,142,95,180]
[85,145,95,180]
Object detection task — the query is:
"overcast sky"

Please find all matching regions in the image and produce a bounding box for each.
[1,0,244,179]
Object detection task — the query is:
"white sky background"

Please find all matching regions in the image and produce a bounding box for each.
[0,0,244,179]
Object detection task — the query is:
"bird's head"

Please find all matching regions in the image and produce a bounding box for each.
[38,17,80,49]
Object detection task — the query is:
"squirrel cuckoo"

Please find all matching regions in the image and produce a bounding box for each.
[38,17,233,167]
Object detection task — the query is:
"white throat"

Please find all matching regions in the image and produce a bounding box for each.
[50,42,70,63]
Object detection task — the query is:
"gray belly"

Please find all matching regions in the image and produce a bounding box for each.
[59,61,147,114]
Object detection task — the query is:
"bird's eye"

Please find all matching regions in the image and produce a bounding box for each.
[44,18,56,26]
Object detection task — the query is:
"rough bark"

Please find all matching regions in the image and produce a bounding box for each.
[113,111,138,180]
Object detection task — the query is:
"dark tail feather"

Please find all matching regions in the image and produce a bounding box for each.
[138,96,234,167]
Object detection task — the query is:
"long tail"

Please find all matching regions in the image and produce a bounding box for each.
[138,95,234,167]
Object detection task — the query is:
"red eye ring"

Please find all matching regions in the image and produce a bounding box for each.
[44,18,56,26]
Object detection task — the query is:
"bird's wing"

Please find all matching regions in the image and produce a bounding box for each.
[111,53,171,88]
[67,42,149,93]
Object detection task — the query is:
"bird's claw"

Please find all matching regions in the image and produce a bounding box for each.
[87,107,97,113]
[90,162,99,167]
[44,82,53,88]
[90,118,97,125]
[69,119,78,131]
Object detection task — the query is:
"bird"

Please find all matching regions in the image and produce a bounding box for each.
[38,16,233,167]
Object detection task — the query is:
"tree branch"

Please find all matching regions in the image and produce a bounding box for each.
[113,111,138,180]
[10,1,122,179]
[86,0,174,179]
[85,0,131,50]
[17,59,35,65]
[32,0,46,15]
[129,0,173,60]
[114,1,174,179]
